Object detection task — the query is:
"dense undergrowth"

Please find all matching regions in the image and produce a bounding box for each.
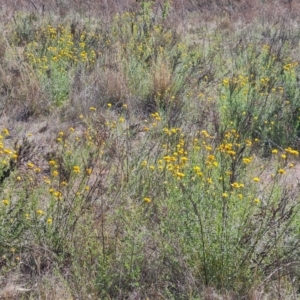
[1,0,300,299]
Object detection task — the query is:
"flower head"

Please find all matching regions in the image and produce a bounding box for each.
[253,177,260,183]
[242,157,252,164]
[36,209,44,215]
[2,199,9,206]
[254,198,260,204]
[143,197,151,203]
[73,166,80,174]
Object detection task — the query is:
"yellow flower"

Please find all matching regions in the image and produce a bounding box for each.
[86,168,92,175]
[222,193,229,198]
[44,177,51,184]
[36,209,44,215]
[207,178,213,184]
[47,218,52,224]
[207,155,215,161]
[253,177,260,182]
[223,78,229,86]
[52,170,59,177]
[2,199,9,205]
[254,198,260,204]
[27,162,35,168]
[163,128,171,135]
[4,149,12,155]
[167,164,173,171]
[227,150,236,156]
[180,157,188,163]
[242,157,252,164]
[143,197,151,203]
[238,194,243,199]
[278,169,286,175]
[107,103,112,108]
[176,172,185,178]
[231,182,244,189]
[89,106,97,111]
[163,156,174,163]
[193,166,201,172]
[285,147,299,156]
[1,128,9,136]
[271,149,278,154]
[201,130,210,138]
[49,160,56,166]
[53,191,62,198]
[245,139,252,146]
[73,166,80,173]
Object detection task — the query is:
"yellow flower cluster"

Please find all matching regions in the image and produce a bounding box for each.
[222,75,248,88]
[285,147,299,156]
[163,127,181,135]
[0,130,18,171]
[25,24,98,72]
[162,136,189,179]
[283,62,298,72]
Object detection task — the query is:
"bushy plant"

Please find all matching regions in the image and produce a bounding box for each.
[23,23,98,106]
[219,41,300,150]
[2,1,300,299]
